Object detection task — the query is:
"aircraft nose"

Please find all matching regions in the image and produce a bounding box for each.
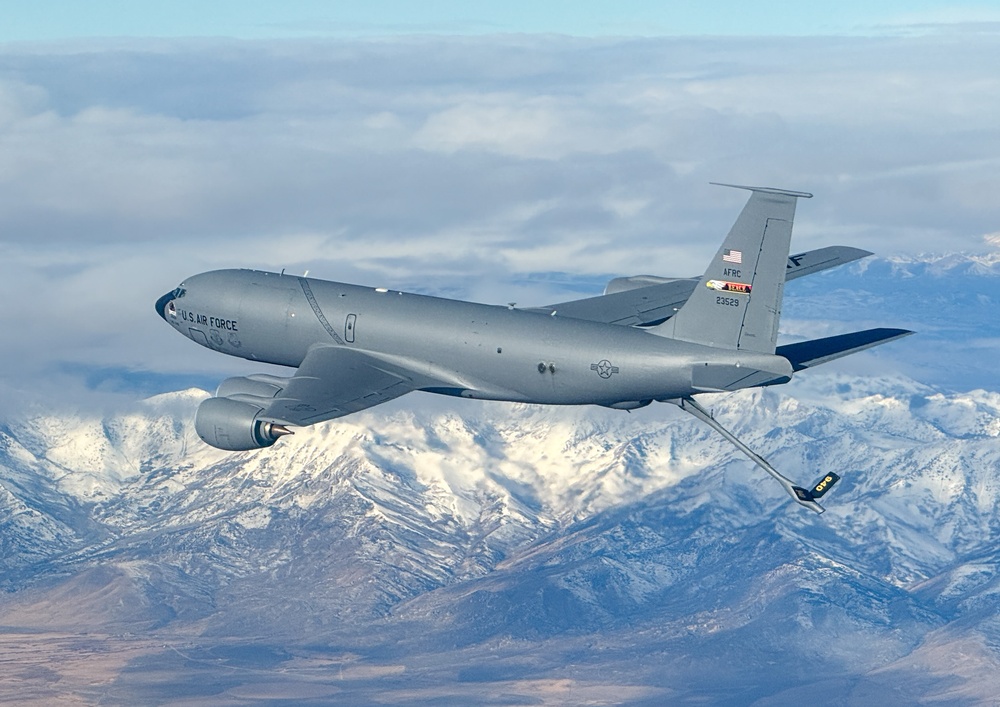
[155,291,175,321]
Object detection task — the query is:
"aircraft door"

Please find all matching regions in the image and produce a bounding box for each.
[345,313,357,343]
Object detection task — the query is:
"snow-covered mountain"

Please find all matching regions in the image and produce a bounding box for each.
[2,254,999,704]
[782,251,1000,391]
[3,379,1000,703]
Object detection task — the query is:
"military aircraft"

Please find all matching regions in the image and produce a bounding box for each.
[155,184,911,513]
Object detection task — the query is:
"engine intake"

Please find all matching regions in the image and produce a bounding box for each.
[195,397,292,451]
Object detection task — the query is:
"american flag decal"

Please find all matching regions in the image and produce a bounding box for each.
[722,249,742,264]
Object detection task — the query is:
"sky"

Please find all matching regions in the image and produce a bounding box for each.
[3,1,999,41]
[1,3,999,410]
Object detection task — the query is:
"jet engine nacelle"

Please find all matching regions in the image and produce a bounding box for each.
[194,397,291,451]
[604,275,686,295]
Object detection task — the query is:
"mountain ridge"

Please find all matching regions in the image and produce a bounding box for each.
[3,256,1000,701]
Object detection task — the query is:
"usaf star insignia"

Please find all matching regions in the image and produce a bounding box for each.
[590,359,620,379]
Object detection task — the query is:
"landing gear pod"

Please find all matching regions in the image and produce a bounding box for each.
[195,397,293,451]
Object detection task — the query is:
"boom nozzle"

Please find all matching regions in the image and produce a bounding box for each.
[667,396,835,514]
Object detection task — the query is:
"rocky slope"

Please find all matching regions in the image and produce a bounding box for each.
[2,255,1000,703]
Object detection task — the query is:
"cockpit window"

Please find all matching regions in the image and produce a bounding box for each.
[172,287,186,299]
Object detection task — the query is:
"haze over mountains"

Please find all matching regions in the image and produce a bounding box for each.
[1,255,999,704]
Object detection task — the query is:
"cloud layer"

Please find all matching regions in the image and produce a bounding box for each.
[1,33,997,401]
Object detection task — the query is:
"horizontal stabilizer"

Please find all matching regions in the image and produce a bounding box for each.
[603,274,680,296]
[784,246,872,282]
[777,328,914,372]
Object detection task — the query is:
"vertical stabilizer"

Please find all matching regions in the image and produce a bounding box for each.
[655,184,811,353]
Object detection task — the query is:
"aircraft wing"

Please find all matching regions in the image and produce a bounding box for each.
[533,245,872,327]
[258,345,420,426]
[531,279,696,327]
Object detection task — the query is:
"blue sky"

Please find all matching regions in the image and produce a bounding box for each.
[3,1,1000,42]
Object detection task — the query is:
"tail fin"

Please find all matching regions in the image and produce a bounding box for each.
[655,184,811,353]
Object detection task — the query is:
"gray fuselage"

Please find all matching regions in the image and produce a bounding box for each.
[159,268,791,408]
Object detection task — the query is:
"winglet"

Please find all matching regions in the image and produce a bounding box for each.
[710,182,813,199]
